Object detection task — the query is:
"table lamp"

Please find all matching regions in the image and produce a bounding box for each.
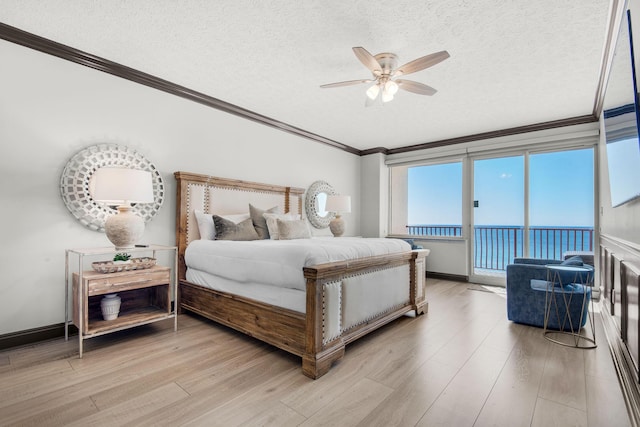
[91,167,154,249]
[325,195,351,237]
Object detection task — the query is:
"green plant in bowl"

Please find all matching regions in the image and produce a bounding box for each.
[113,252,131,262]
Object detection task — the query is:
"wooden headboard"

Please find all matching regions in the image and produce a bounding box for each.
[174,171,305,279]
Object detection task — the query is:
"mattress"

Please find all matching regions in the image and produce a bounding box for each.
[184,237,411,311]
[186,267,306,312]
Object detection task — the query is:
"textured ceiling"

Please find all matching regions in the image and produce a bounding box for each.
[0,0,611,151]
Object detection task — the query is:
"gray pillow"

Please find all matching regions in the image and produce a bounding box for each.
[277,219,311,240]
[249,204,280,239]
[213,216,259,241]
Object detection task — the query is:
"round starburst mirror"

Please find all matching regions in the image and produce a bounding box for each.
[60,143,165,232]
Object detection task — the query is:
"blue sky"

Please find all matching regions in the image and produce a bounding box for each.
[408,148,595,227]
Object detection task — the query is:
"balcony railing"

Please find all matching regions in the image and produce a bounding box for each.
[406,225,463,236]
[406,225,594,271]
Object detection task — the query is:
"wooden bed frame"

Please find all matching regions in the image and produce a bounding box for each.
[174,171,429,378]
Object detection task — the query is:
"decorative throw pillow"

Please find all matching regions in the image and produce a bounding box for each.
[263,213,300,240]
[194,210,215,240]
[277,219,311,240]
[212,216,259,241]
[249,204,281,239]
[195,211,249,239]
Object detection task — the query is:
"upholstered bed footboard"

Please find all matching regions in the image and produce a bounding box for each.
[178,249,428,379]
[302,249,428,378]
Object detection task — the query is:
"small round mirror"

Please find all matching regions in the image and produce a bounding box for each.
[305,181,336,229]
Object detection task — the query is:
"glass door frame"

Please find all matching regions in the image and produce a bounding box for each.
[468,151,527,286]
[468,145,597,286]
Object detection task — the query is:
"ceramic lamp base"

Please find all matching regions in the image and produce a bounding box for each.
[329,215,346,237]
[105,205,145,250]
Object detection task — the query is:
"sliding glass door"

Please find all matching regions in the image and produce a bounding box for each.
[393,144,595,286]
[470,148,594,285]
[472,156,524,284]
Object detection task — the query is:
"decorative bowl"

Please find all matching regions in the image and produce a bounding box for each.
[92,257,156,274]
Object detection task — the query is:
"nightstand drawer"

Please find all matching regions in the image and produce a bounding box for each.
[73,265,171,296]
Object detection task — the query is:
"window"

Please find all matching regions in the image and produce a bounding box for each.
[528,148,594,259]
[390,161,463,236]
[386,129,598,285]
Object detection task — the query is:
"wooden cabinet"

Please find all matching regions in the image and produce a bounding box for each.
[65,245,177,357]
[600,239,640,425]
[623,262,640,378]
[72,266,171,335]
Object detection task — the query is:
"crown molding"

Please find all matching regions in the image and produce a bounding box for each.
[0,22,601,158]
[386,115,598,155]
[0,22,361,155]
[359,147,390,156]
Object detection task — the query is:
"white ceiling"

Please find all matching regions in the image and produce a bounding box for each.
[0,0,611,152]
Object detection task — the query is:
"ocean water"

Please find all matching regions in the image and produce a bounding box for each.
[407,225,594,271]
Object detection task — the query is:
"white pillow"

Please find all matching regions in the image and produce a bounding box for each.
[194,210,215,240]
[263,212,300,240]
[193,210,249,240]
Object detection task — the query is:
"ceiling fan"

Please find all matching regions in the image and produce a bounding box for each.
[320,46,450,105]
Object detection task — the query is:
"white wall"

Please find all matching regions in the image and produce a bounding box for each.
[389,166,408,235]
[0,39,361,335]
[360,153,388,237]
[413,239,469,276]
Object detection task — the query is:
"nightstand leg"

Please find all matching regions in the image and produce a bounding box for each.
[64,250,69,341]
[78,256,84,358]
[174,248,178,332]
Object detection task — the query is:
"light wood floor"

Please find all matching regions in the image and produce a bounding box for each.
[0,278,633,426]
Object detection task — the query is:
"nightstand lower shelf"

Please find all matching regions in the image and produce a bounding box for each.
[85,307,175,336]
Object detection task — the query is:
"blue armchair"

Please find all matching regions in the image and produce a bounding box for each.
[394,238,423,250]
[506,257,592,329]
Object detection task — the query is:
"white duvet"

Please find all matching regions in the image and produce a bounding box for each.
[184,237,411,291]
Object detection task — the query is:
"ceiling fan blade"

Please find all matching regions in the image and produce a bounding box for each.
[320,79,372,88]
[396,79,438,96]
[395,50,450,76]
[352,47,382,75]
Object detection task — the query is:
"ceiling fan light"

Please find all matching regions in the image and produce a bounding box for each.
[366,84,380,100]
[382,89,394,103]
[385,80,399,95]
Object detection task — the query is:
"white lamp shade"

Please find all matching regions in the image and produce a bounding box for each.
[90,167,154,249]
[382,88,394,103]
[366,84,380,100]
[91,167,154,205]
[385,80,399,95]
[325,195,351,214]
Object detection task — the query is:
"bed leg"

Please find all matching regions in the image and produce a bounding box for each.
[302,343,345,379]
[414,300,429,316]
